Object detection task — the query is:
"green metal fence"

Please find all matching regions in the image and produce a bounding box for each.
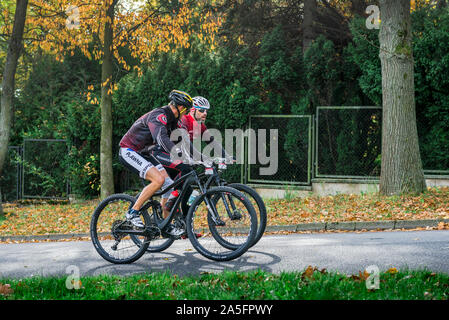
[246,115,313,186]
[315,106,382,179]
[245,107,449,186]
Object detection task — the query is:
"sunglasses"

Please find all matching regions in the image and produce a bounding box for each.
[195,108,208,114]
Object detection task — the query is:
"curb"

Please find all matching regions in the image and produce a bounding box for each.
[0,233,90,242]
[267,218,449,233]
[1,219,449,242]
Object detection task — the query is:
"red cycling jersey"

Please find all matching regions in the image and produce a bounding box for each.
[181,113,230,159]
[181,113,207,140]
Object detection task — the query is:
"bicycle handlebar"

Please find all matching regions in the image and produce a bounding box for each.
[188,156,235,167]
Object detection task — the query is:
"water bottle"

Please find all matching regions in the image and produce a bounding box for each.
[164,190,179,212]
[187,190,200,206]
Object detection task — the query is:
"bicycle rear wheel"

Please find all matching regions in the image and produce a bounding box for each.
[90,194,151,264]
[186,186,257,261]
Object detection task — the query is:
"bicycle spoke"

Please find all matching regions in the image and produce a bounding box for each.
[187,186,257,261]
[90,194,150,264]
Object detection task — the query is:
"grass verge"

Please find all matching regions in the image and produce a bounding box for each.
[1,269,448,300]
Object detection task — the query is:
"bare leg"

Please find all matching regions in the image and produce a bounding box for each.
[132,167,165,211]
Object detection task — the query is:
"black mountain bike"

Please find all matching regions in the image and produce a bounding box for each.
[141,159,267,253]
[90,160,258,264]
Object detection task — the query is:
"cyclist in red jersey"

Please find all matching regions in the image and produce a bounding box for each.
[181,96,232,165]
[181,97,208,140]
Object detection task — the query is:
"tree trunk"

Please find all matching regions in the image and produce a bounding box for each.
[378,0,426,195]
[0,0,28,215]
[100,0,117,199]
[302,0,317,54]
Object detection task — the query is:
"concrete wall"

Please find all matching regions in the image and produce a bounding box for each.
[251,178,449,200]
[426,178,449,188]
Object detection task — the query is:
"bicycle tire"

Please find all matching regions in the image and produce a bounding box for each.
[209,183,267,249]
[90,193,150,264]
[185,186,257,261]
[227,183,267,248]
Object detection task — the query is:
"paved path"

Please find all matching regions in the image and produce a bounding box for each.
[1,230,448,279]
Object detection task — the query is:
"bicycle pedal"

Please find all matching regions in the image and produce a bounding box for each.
[162,227,186,240]
[215,220,226,226]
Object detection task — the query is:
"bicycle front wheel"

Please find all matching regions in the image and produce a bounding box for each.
[185,186,257,261]
[90,194,150,264]
[214,183,267,249]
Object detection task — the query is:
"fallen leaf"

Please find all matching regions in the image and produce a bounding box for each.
[388,267,398,274]
[301,265,317,280]
[347,270,370,283]
[137,279,148,284]
[359,270,371,281]
[0,283,14,296]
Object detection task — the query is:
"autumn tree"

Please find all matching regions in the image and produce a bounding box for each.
[378,0,426,195]
[0,0,28,216]
[27,0,221,199]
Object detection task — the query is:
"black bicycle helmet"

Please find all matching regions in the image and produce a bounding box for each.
[168,90,193,109]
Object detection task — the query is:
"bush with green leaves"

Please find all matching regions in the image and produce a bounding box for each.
[12,51,103,198]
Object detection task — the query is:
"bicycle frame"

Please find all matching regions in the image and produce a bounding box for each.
[127,166,227,237]
[198,165,241,220]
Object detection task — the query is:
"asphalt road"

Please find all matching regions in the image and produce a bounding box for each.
[1,230,448,279]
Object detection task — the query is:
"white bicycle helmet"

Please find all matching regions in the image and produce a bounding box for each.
[192,96,210,109]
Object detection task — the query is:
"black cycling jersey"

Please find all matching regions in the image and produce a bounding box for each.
[119,105,185,154]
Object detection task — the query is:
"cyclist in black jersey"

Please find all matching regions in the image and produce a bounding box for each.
[119,90,196,237]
